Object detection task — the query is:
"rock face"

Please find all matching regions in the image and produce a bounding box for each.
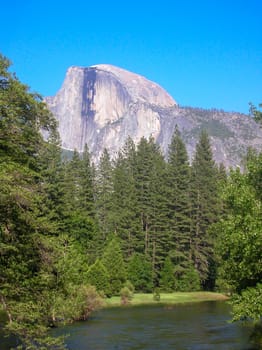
[45,64,262,167]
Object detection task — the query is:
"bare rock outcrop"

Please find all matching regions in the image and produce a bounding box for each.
[45,64,262,167]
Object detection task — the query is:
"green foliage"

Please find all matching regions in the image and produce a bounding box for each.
[216,169,262,293]
[110,139,141,258]
[249,102,262,124]
[94,149,114,241]
[190,120,234,140]
[6,52,261,346]
[101,237,126,295]
[153,288,161,301]
[167,126,191,276]
[86,259,110,295]
[127,253,153,292]
[215,152,262,322]
[0,54,102,349]
[0,53,62,348]
[190,130,220,284]
[175,265,201,292]
[120,286,133,305]
[160,257,175,292]
[134,136,169,280]
[231,283,262,322]
[49,284,103,324]
[124,280,135,294]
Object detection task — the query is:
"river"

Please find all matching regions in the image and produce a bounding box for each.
[53,301,254,349]
[0,301,256,349]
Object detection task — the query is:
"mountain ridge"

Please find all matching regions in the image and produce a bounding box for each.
[45,64,262,167]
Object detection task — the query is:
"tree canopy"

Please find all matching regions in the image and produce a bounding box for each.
[215,152,262,322]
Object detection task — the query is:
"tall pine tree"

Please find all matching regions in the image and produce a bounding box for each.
[95,149,114,241]
[110,140,141,258]
[190,130,219,285]
[133,137,169,284]
[166,126,191,281]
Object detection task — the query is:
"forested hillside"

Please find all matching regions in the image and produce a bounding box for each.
[0,54,261,349]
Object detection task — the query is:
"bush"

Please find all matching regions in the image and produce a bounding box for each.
[124,280,135,294]
[120,286,133,305]
[49,284,104,324]
[153,288,161,302]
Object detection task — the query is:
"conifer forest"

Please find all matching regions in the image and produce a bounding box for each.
[0,54,261,348]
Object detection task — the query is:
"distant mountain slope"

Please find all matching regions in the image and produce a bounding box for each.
[45,64,262,167]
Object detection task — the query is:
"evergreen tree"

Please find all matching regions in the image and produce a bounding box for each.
[0,55,102,348]
[78,144,99,260]
[62,149,82,214]
[148,145,169,284]
[110,137,149,258]
[127,253,153,292]
[175,265,201,292]
[101,237,126,295]
[60,148,98,261]
[79,144,96,218]
[190,130,219,284]
[133,137,169,283]
[0,54,65,347]
[160,256,175,292]
[111,149,141,258]
[95,149,114,240]
[86,259,110,295]
[133,137,154,254]
[38,121,65,235]
[166,126,191,278]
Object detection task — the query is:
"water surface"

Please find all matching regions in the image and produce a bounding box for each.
[54,301,253,350]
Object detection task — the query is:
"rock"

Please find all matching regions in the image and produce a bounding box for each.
[45,64,262,167]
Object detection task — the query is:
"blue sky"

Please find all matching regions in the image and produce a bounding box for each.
[1,0,261,113]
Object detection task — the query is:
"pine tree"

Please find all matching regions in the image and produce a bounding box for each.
[0,54,66,347]
[95,149,114,240]
[101,237,126,296]
[147,141,169,283]
[133,137,154,254]
[160,256,175,292]
[190,130,219,284]
[86,259,110,295]
[166,126,191,279]
[175,264,201,292]
[59,148,98,261]
[133,137,169,283]
[79,144,96,218]
[127,253,153,292]
[38,121,65,235]
[62,149,82,214]
[0,54,102,348]
[110,138,142,258]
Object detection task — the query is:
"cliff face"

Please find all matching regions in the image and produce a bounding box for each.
[45,64,262,167]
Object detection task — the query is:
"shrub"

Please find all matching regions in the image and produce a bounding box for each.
[120,286,133,305]
[153,288,161,302]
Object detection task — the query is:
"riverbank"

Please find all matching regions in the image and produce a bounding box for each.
[105,291,229,308]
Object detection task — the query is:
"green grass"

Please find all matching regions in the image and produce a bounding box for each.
[105,292,228,308]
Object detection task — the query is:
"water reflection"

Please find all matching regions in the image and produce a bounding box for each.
[54,301,253,350]
[0,302,258,349]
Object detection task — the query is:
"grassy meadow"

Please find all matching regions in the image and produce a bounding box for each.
[105,292,229,308]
